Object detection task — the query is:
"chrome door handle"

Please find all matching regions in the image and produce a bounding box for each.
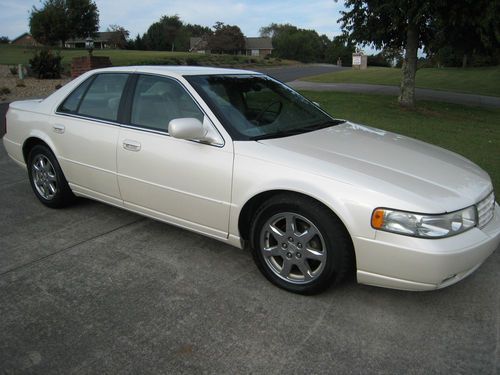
[53,124,65,134]
[122,140,141,152]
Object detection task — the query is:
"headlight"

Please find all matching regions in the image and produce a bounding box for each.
[371,206,477,238]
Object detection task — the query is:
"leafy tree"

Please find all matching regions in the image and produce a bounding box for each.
[143,15,184,51]
[66,0,99,39]
[135,15,213,51]
[260,23,327,63]
[339,1,436,108]
[30,0,69,46]
[185,23,212,38]
[208,22,245,54]
[325,35,355,66]
[107,24,130,49]
[0,36,10,44]
[29,0,99,46]
[433,0,500,68]
[132,34,146,50]
[339,0,500,106]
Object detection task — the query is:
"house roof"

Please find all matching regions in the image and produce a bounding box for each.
[245,37,273,50]
[11,32,31,43]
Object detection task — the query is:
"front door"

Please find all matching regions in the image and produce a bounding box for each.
[117,74,233,239]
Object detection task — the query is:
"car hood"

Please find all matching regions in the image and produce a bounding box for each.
[257,121,492,212]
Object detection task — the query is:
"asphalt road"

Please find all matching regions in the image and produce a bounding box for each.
[254,63,346,83]
[0,142,499,374]
[289,81,500,108]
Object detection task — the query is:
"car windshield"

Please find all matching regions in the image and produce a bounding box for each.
[185,74,344,141]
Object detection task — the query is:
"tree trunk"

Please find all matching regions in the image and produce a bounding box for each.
[398,23,418,108]
[462,53,468,68]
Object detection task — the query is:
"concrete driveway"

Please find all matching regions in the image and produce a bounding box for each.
[0,142,499,374]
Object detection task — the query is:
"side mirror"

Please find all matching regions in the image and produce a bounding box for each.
[312,101,321,108]
[168,118,206,141]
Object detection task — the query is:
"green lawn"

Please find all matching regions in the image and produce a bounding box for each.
[300,91,500,196]
[305,66,500,97]
[0,44,293,69]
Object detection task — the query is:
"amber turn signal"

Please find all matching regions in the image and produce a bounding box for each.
[371,209,386,229]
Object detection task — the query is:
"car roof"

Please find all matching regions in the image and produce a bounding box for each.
[90,65,263,78]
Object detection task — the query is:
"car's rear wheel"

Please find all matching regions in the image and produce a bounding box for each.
[250,194,353,294]
[28,145,75,208]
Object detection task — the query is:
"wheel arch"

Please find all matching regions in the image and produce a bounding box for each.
[238,189,353,243]
[238,189,357,277]
[22,135,56,163]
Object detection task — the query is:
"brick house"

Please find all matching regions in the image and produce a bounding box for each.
[10,33,41,47]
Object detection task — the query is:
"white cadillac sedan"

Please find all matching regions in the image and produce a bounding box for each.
[3,66,499,294]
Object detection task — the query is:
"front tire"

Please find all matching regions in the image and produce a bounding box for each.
[28,145,75,208]
[250,194,353,294]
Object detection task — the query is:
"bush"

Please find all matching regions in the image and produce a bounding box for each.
[185,58,200,66]
[0,87,11,95]
[9,66,18,76]
[367,53,391,67]
[29,49,63,79]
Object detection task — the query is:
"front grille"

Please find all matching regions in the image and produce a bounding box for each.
[476,192,495,228]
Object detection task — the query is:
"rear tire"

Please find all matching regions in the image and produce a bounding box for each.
[28,145,75,208]
[250,194,353,294]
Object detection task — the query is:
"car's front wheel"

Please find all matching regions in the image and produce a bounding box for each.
[28,145,75,208]
[250,194,353,294]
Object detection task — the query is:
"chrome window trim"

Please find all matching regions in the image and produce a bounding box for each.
[54,71,226,148]
[54,111,121,127]
[54,109,224,149]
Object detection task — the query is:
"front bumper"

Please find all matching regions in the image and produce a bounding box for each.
[354,203,500,291]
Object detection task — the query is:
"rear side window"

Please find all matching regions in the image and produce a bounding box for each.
[58,73,129,122]
[58,77,93,113]
[78,74,129,122]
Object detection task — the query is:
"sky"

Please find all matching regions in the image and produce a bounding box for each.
[1,0,347,40]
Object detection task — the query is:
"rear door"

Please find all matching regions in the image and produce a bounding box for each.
[54,73,129,203]
[116,74,233,239]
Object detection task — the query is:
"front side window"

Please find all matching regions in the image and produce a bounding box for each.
[59,73,129,122]
[130,75,204,132]
[186,74,343,140]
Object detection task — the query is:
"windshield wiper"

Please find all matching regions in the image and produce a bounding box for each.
[250,119,345,141]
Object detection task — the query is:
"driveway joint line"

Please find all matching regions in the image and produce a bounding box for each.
[0,218,145,278]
